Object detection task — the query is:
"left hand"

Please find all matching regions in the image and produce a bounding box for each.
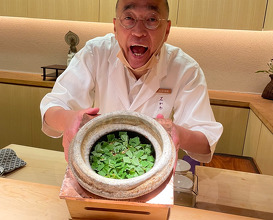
[155,114,180,152]
[62,107,100,162]
[156,114,180,173]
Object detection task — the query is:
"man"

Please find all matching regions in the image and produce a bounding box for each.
[40,0,223,162]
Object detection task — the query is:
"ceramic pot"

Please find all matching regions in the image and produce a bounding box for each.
[262,74,273,100]
[68,111,176,199]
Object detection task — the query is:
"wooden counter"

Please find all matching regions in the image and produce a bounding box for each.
[0,144,268,219]
[0,178,256,220]
[196,166,273,219]
[1,71,272,133]
[208,90,273,134]
[0,178,70,220]
[3,144,67,186]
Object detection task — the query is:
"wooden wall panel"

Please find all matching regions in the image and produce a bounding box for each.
[99,0,116,23]
[177,0,267,30]
[1,0,271,31]
[27,0,99,22]
[27,0,56,19]
[264,0,273,30]
[66,0,99,22]
[167,0,179,26]
[0,0,28,17]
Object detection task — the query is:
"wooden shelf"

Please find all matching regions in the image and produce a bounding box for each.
[0,71,272,134]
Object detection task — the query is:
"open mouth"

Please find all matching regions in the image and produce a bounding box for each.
[130,45,148,56]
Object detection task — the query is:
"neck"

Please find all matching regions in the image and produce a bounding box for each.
[130,69,148,79]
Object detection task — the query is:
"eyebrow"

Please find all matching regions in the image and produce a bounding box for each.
[122,4,160,13]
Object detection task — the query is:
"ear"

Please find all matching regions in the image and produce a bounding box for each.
[113,18,119,39]
[113,18,117,34]
[164,20,171,42]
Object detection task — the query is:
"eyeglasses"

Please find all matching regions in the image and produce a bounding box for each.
[117,12,167,30]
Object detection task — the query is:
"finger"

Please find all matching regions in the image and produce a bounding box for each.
[62,123,80,162]
[156,114,164,119]
[84,107,100,115]
[64,145,69,162]
[80,108,100,127]
[62,135,69,162]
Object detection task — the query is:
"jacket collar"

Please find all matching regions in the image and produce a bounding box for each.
[109,42,168,111]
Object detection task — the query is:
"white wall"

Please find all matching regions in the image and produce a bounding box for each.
[1,16,273,93]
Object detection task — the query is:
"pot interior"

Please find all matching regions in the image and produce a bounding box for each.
[89,130,156,179]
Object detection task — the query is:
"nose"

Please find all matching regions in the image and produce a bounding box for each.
[131,19,147,37]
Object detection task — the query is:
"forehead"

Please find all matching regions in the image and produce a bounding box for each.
[117,0,166,15]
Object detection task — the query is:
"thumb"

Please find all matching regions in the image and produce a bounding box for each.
[83,107,100,115]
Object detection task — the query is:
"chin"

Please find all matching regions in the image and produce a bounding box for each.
[129,58,148,69]
[131,63,145,69]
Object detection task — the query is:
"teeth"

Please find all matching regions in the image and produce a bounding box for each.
[130,45,148,56]
[131,44,148,48]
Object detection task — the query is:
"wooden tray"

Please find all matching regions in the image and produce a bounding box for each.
[59,168,174,220]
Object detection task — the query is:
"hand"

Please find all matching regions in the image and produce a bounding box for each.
[156,114,211,156]
[155,114,180,152]
[156,114,180,173]
[62,107,100,161]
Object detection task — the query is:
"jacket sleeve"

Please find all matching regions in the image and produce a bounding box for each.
[173,64,223,163]
[40,45,96,138]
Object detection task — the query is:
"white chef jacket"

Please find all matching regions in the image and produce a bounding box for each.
[40,33,223,163]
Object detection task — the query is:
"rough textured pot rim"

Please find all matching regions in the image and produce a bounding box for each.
[71,112,169,187]
[69,111,176,199]
[73,124,163,189]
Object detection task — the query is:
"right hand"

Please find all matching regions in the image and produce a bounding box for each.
[62,107,100,161]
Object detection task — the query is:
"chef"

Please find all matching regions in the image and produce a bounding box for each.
[40,0,223,162]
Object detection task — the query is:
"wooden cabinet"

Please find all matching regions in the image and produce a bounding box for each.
[0,83,62,151]
[180,105,273,175]
[243,110,262,158]
[255,124,273,175]
[243,111,273,175]
[1,81,273,175]
[179,105,250,159]
[211,105,249,155]
[244,110,273,175]
[209,106,273,175]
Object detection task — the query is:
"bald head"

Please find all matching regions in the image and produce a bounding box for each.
[116,0,169,17]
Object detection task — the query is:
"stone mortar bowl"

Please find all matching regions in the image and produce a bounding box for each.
[68,111,176,200]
